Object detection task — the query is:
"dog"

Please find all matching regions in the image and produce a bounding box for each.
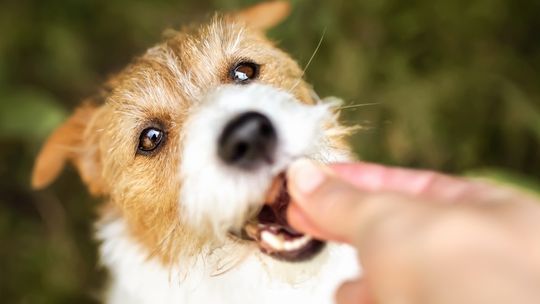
[32,1,359,303]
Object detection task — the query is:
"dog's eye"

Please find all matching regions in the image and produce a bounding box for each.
[230,61,259,84]
[138,128,164,154]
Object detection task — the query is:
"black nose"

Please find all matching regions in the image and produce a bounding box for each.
[218,111,277,170]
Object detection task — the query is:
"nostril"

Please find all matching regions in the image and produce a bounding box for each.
[232,141,248,162]
[218,111,277,170]
[259,122,274,138]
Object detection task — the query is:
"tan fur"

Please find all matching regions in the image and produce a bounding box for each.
[234,1,291,31]
[32,1,349,266]
[32,103,107,195]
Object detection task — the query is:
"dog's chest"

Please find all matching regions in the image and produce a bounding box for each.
[97,217,359,304]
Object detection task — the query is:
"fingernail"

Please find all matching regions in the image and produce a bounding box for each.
[289,159,326,195]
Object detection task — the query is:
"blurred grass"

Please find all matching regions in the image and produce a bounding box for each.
[0,0,539,302]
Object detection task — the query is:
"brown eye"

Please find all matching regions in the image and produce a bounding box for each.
[230,61,260,84]
[138,127,164,154]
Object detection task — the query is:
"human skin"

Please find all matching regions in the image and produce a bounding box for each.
[286,160,540,304]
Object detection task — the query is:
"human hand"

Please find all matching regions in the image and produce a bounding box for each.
[286,160,540,304]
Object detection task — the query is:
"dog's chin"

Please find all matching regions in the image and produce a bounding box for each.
[231,173,325,262]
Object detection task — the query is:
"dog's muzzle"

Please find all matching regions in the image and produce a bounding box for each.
[180,84,338,262]
[218,111,324,262]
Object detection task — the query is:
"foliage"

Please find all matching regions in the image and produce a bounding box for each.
[0,0,539,302]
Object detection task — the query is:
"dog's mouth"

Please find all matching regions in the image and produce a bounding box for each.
[236,173,325,262]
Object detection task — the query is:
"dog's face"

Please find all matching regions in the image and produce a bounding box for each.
[32,2,350,266]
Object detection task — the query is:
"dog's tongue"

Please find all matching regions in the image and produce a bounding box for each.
[259,174,293,227]
[244,174,293,234]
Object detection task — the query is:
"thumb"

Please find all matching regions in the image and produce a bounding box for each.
[286,159,367,243]
[286,159,407,245]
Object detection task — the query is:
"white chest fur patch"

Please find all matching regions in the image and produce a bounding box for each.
[97,216,360,304]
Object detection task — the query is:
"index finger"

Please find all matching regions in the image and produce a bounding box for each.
[330,163,482,202]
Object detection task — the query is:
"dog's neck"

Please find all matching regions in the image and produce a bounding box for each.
[96,212,359,304]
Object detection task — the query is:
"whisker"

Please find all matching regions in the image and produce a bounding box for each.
[210,241,252,277]
[288,27,327,93]
[338,102,381,110]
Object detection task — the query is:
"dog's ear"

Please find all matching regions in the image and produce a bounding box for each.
[234,1,291,31]
[32,103,106,195]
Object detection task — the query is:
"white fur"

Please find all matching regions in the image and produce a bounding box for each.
[180,84,348,235]
[97,216,359,304]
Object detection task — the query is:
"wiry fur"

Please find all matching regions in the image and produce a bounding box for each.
[32,2,360,303]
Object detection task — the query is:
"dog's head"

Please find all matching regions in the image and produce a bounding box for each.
[32,1,351,266]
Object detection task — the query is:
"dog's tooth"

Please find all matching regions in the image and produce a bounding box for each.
[261,230,314,253]
[283,235,312,251]
[261,231,285,251]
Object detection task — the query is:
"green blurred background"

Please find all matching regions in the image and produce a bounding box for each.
[1,0,539,302]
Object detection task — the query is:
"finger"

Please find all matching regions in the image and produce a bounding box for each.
[336,279,373,304]
[287,159,366,242]
[287,159,407,244]
[287,203,348,242]
[330,162,482,202]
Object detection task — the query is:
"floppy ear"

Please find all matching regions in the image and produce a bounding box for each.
[32,103,106,195]
[234,1,291,31]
